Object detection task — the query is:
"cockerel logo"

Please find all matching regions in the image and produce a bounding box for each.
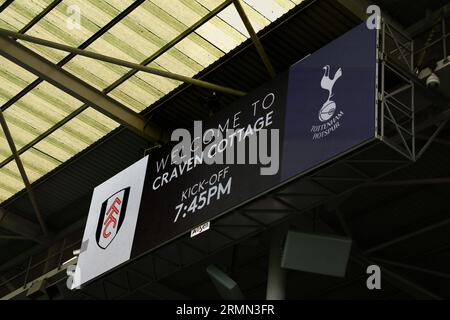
[319,65,343,122]
[95,187,130,249]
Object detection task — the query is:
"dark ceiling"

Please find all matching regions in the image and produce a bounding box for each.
[375,0,450,26]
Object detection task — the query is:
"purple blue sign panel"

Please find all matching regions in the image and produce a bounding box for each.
[282,23,377,180]
[76,23,377,287]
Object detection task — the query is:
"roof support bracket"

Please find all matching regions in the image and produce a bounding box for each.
[233,0,277,78]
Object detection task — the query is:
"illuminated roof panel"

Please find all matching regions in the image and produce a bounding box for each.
[0,0,304,203]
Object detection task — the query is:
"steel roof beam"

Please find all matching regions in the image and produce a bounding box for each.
[364,218,450,254]
[20,0,63,34]
[364,177,450,187]
[233,0,276,78]
[0,110,49,237]
[0,0,13,14]
[107,0,234,93]
[0,35,165,142]
[372,257,450,280]
[0,29,247,97]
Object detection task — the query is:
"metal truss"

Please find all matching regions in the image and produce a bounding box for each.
[378,20,416,160]
[233,0,276,78]
[0,236,81,299]
[378,13,450,162]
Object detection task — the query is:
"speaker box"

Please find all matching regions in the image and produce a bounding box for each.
[281,231,352,277]
[206,265,244,300]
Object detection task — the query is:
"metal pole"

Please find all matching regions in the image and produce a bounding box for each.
[23,257,32,288]
[0,0,13,14]
[266,227,286,300]
[0,29,247,97]
[20,0,62,34]
[0,109,48,236]
[364,177,450,187]
[0,35,165,141]
[416,118,448,160]
[443,15,447,59]
[233,0,276,78]
[108,0,235,92]
[372,257,450,280]
[364,218,450,254]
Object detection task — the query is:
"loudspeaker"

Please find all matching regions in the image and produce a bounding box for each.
[206,265,244,300]
[281,231,352,277]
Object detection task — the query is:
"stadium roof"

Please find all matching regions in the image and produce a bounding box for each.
[0,0,303,205]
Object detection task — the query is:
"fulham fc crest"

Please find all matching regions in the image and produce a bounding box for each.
[96,187,130,249]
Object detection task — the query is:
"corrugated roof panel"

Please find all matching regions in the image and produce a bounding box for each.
[111,73,164,112]
[108,71,181,113]
[244,0,295,21]
[0,114,38,150]
[80,108,119,133]
[20,148,60,183]
[196,15,247,52]
[2,82,82,147]
[0,0,52,31]
[77,0,295,113]
[152,0,203,26]
[63,56,129,90]
[0,130,10,163]
[65,2,208,88]
[172,33,225,68]
[0,187,13,203]
[106,0,192,60]
[217,3,263,35]
[199,0,278,35]
[152,53,201,77]
[0,161,23,203]
[134,72,181,97]
[33,134,80,164]
[33,107,119,163]
[19,0,133,63]
[0,57,38,105]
